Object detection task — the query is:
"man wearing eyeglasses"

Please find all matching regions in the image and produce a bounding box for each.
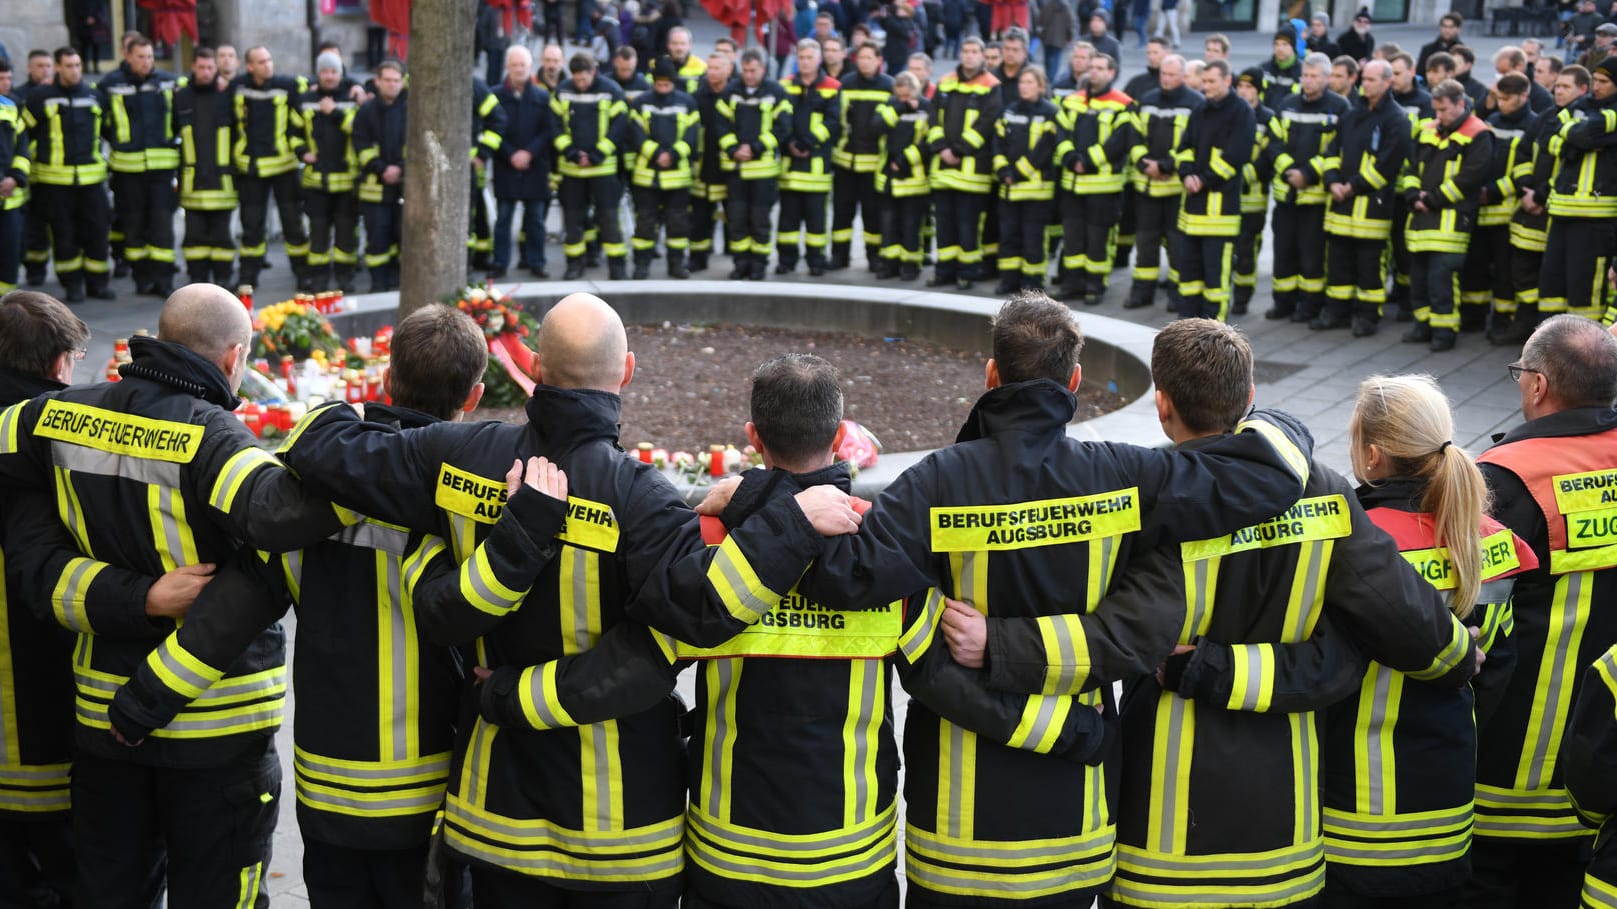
[1466,314,1617,906]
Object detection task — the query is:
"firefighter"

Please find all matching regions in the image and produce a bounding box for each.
[875,71,931,280]
[925,37,1000,290]
[1388,53,1433,321]
[1467,316,1617,906]
[296,52,360,294]
[829,41,893,272]
[1116,37,1170,273]
[628,56,700,279]
[666,27,709,95]
[776,39,840,276]
[1321,59,1411,338]
[1537,57,1617,323]
[97,34,179,298]
[0,64,27,296]
[173,48,239,288]
[1563,644,1617,909]
[1400,79,1492,352]
[1261,29,1303,110]
[991,67,1058,293]
[0,284,344,907]
[1466,73,1535,337]
[353,60,406,292]
[1174,60,1254,321]
[717,49,791,281]
[469,76,507,274]
[1125,54,1200,310]
[1263,52,1350,325]
[607,46,653,102]
[17,51,51,288]
[690,52,736,274]
[554,53,630,280]
[230,46,309,291]
[1054,52,1132,307]
[22,48,112,303]
[1232,67,1274,316]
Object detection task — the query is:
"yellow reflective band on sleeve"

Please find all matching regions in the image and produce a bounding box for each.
[1181,495,1352,562]
[929,490,1140,552]
[34,400,202,463]
[1405,615,1472,681]
[434,463,507,524]
[208,446,282,514]
[1037,613,1092,696]
[557,496,620,553]
[147,636,228,700]
[0,402,23,453]
[50,557,107,634]
[401,535,447,602]
[704,535,784,624]
[676,591,901,659]
[458,544,528,617]
[517,662,578,730]
[1233,416,1311,487]
[1229,644,1276,712]
[1582,874,1617,909]
[898,588,946,663]
[1005,695,1075,753]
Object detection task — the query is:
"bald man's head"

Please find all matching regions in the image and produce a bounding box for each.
[534,293,634,392]
[157,284,253,390]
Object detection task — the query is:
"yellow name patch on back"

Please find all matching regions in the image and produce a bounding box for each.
[930,489,1141,552]
[34,400,201,462]
[435,463,507,523]
[1181,494,1352,563]
[1554,469,1617,513]
[1398,528,1523,591]
[677,591,901,659]
[557,496,620,553]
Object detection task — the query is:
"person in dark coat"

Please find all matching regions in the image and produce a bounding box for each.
[492,46,558,279]
[1337,9,1375,63]
[477,0,509,89]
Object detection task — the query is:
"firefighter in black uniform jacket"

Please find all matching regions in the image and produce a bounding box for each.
[875,73,931,280]
[1538,56,1617,323]
[1125,55,1201,311]
[554,54,631,280]
[296,54,361,294]
[718,49,792,281]
[0,76,27,297]
[1563,642,1617,909]
[469,76,507,273]
[776,39,841,276]
[830,42,894,272]
[22,48,114,303]
[97,36,180,297]
[627,57,700,279]
[690,53,737,273]
[352,61,407,293]
[173,49,239,288]
[1174,60,1255,321]
[1262,53,1349,325]
[0,284,344,908]
[991,67,1059,294]
[230,46,310,291]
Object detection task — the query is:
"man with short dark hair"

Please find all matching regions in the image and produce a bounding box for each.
[718,48,791,280]
[353,60,407,292]
[1417,11,1463,75]
[1469,314,1617,907]
[1467,72,1535,338]
[1054,52,1132,306]
[1125,53,1199,310]
[627,55,699,279]
[555,52,630,280]
[926,37,1001,289]
[776,39,841,276]
[689,51,735,273]
[173,47,238,288]
[22,48,112,303]
[1175,59,1253,320]
[97,34,180,297]
[1451,45,1490,110]
[829,41,893,272]
[230,45,310,292]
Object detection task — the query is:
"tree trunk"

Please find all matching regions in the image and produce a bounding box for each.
[398,0,475,317]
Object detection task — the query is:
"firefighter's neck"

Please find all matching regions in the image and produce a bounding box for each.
[1156,389,1241,445]
[745,423,835,474]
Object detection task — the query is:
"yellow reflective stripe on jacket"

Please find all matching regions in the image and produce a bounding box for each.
[1004,693,1077,752]
[49,557,106,634]
[1228,644,1277,712]
[146,635,228,699]
[1514,570,1594,790]
[685,801,897,887]
[1404,615,1472,681]
[209,446,282,513]
[677,571,901,660]
[517,662,579,730]
[1233,417,1311,487]
[1473,783,1589,839]
[1111,838,1325,906]
[704,535,782,624]
[458,543,529,616]
[294,747,450,818]
[1033,612,1092,696]
[1180,495,1351,562]
[898,588,945,663]
[1322,802,1472,866]
[0,762,72,814]
[34,400,202,463]
[1584,873,1617,909]
[905,821,1117,899]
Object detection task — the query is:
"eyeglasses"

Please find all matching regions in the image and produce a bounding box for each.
[1507,361,1542,382]
[71,347,87,361]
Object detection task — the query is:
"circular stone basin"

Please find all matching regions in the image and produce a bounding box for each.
[328,280,1163,500]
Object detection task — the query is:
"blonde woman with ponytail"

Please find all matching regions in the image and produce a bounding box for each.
[1320,374,1538,909]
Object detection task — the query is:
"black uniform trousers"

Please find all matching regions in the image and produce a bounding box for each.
[0,207,21,291]
[631,186,692,258]
[1459,837,1590,909]
[776,189,828,269]
[1115,184,1137,265]
[362,187,403,289]
[0,812,76,909]
[981,193,1000,259]
[932,188,989,280]
[1130,193,1180,286]
[878,194,927,269]
[1461,224,1513,319]
[723,175,777,259]
[686,876,899,909]
[1324,235,1389,324]
[1323,877,1459,909]
[72,741,280,909]
[690,193,723,257]
[560,175,626,262]
[1058,192,1122,294]
[997,197,1050,284]
[303,838,431,909]
[1176,233,1234,321]
[1539,216,1615,319]
[304,187,360,286]
[111,170,178,279]
[33,182,111,291]
[1510,241,1544,325]
[1234,209,1266,292]
[469,166,494,264]
[1272,202,1326,317]
[1410,249,1467,334]
[832,168,881,263]
[238,170,308,285]
[182,208,236,285]
[23,203,50,281]
[470,865,680,909]
[1389,198,1413,305]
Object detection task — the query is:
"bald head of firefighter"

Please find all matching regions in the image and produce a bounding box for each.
[1515,315,1617,420]
[745,354,843,474]
[985,291,1083,393]
[1151,318,1258,442]
[534,292,635,392]
[155,284,254,393]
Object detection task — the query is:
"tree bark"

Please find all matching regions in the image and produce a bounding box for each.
[399,0,475,316]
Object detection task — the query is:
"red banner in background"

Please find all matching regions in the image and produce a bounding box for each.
[701,0,789,33]
[137,0,199,45]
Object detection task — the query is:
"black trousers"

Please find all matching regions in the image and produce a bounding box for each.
[1511,241,1543,321]
[1177,233,1234,320]
[932,188,988,279]
[469,167,493,259]
[1272,202,1326,314]
[73,741,280,909]
[1234,208,1266,290]
[182,208,236,284]
[690,192,724,254]
[303,838,430,909]
[1116,183,1137,263]
[111,170,178,278]
[998,197,1051,280]
[304,188,360,282]
[632,186,692,254]
[1389,198,1412,299]
[23,201,50,278]
[0,811,76,909]
[0,206,21,291]
[362,191,403,268]
[723,176,777,257]
[1058,191,1122,288]
[470,866,680,909]
[238,169,308,283]
[776,189,828,267]
[560,175,625,261]
[1539,216,1615,319]
[34,182,111,287]
[878,193,927,264]
[686,875,898,909]
[1411,250,1467,333]
[1459,837,1590,909]
[1324,234,1389,323]
[1131,193,1179,284]
[1461,223,1514,314]
[832,167,881,260]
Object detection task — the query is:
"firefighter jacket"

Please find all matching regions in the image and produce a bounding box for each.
[22,78,107,187]
[553,74,628,179]
[471,77,506,180]
[980,445,1484,908]
[673,55,707,96]
[1241,102,1274,214]
[1547,92,1617,220]
[1323,92,1410,241]
[1265,89,1350,206]
[276,385,826,888]
[0,336,343,769]
[230,73,307,178]
[1260,56,1302,111]
[694,76,738,198]
[628,87,699,190]
[1393,86,1434,134]
[992,97,1058,202]
[716,79,792,181]
[1561,643,1617,909]
[0,97,28,211]
[780,71,840,193]
[173,76,236,210]
[607,71,652,105]
[0,368,169,817]
[1123,69,1160,106]
[492,79,555,200]
[1511,100,1585,253]
[834,70,894,172]
[794,380,1319,903]
[297,83,360,193]
[353,91,407,204]
[1400,111,1492,254]
[927,66,1001,194]
[1175,90,1255,237]
[97,64,179,173]
[876,95,931,197]
[1478,104,1535,227]
[1130,83,1203,197]
[1474,406,1617,846]
[1320,479,1534,898]
[1054,83,1134,196]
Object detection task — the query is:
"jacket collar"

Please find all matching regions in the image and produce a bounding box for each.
[0,367,66,408]
[1490,406,1617,446]
[363,401,440,430]
[1355,476,1426,511]
[788,459,854,492]
[955,379,1077,444]
[118,336,240,408]
[523,385,623,451]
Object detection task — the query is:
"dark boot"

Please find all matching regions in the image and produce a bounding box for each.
[1232,284,1253,316]
[900,262,921,281]
[1402,322,1433,344]
[632,250,654,280]
[729,253,751,280]
[608,257,628,280]
[369,264,390,293]
[563,257,586,280]
[748,253,768,280]
[61,275,86,303]
[86,274,115,300]
[667,249,689,279]
[1265,293,1296,321]
[1123,282,1155,309]
[994,272,1020,295]
[335,265,356,294]
[213,262,235,289]
[689,251,709,273]
[1429,328,1457,352]
[827,243,851,271]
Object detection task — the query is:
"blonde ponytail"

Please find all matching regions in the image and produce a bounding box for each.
[1350,375,1491,617]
